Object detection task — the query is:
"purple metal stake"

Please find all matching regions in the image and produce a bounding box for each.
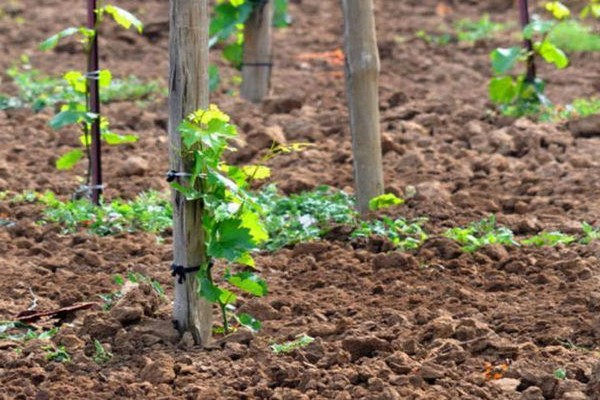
[518,0,536,83]
[88,0,102,205]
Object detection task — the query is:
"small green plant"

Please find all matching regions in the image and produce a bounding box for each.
[0,59,162,112]
[171,105,270,334]
[38,191,172,236]
[0,321,57,342]
[40,3,143,187]
[415,14,506,46]
[352,217,428,251]
[554,367,567,380]
[257,184,357,251]
[581,0,600,19]
[454,14,506,43]
[42,345,71,363]
[540,97,600,121]
[415,30,453,46]
[444,215,518,252]
[92,339,112,364]
[581,222,600,244]
[271,334,315,354]
[546,20,600,52]
[98,272,165,310]
[521,231,576,246]
[489,1,600,118]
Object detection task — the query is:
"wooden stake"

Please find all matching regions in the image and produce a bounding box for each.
[342,0,384,214]
[517,0,536,83]
[168,0,212,346]
[87,0,102,205]
[241,1,273,102]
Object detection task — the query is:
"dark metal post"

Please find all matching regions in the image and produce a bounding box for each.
[518,0,536,82]
[88,0,102,204]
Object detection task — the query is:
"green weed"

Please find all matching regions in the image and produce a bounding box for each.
[38,190,172,236]
[0,61,161,112]
[0,321,57,342]
[352,217,428,251]
[92,339,112,364]
[581,222,600,244]
[99,272,165,310]
[444,215,518,252]
[271,334,315,354]
[42,345,70,363]
[256,184,357,251]
[416,14,506,45]
[522,231,576,246]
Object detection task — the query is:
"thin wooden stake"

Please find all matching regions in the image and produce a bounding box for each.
[241,1,273,102]
[87,0,102,205]
[342,0,384,214]
[517,0,536,82]
[169,0,212,346]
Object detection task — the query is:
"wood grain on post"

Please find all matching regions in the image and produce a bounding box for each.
[168,0,212,346]
[342,0,384,214]
[241,1,274,102]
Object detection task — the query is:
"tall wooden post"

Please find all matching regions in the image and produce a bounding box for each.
[87,0,102,205]
[240,0,274,102]
[168,0,212,346]
[342,0,384,214]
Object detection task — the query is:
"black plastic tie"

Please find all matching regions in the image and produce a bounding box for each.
[242,62,273,68]
[85,70,102,80]
[166,170,191,182]
[171,264,201,284]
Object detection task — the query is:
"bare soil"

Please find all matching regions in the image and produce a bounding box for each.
[1,0,600,399]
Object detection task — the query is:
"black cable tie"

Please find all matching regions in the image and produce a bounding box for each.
[242,62,274,68]
[85,70,102,80]
[171,264,201,284]
[166,170,191,182]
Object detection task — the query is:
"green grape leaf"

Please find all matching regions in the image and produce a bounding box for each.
[236,253,255,268]
[240,209,269,244]
[98,70,112,88]
[223,42,244,69]
[489,76,516,104]
[227,271,268,297]
[64,71,86,93]
[199,277,221,303]
[209,64,221,92]
[50,110,97,130]
[237,313,261,332]
[103,5,143,33]
[490,47,521,74]
[56,149,84,170]
[102,131,138,145]
[537,40,569,69]
[523,19,555,39]
[368,193,404,211]
[79,134,91,146]
[545,1,571,20]
[580,4,600,19]
[40,27,80,50]
[208,218,255,261]
[273,0,291,27]
[242,165,271,180]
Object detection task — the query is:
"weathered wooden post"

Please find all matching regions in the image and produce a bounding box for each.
[341,0,384,214]
[240,0,274,102]
[168,0,212,346]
